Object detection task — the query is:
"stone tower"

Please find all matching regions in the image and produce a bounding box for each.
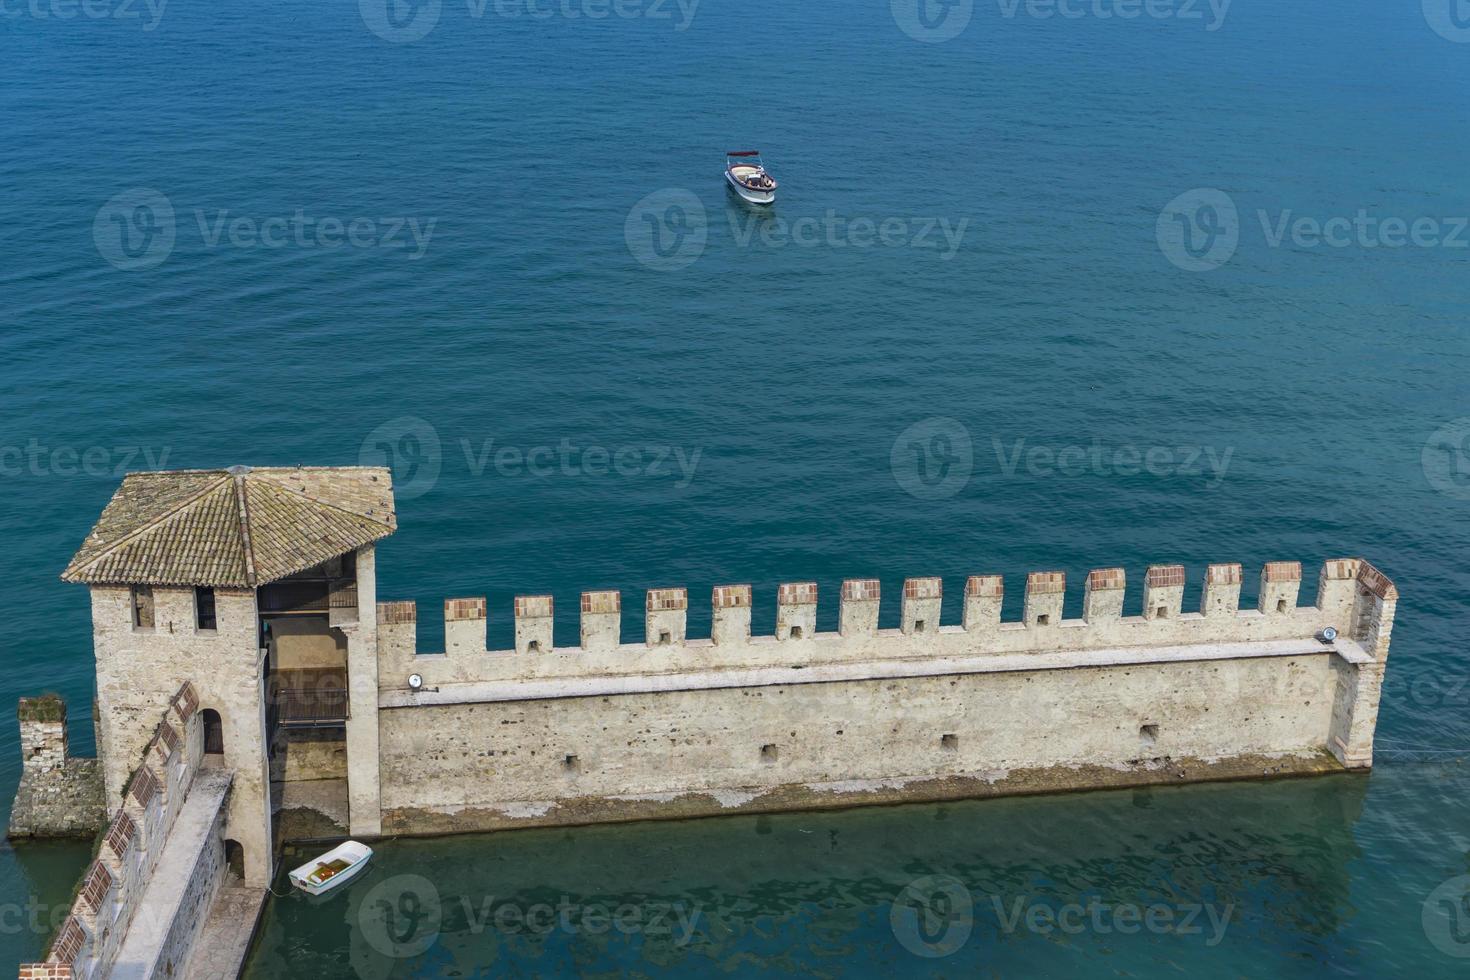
[60,465,395,882]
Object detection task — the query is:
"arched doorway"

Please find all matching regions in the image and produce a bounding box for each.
[224,839,245,879]
[202,709,224,755]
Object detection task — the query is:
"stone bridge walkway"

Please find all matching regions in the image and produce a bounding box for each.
[111,767,233,979]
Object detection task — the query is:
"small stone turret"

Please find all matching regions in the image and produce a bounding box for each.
[8,696,103,838]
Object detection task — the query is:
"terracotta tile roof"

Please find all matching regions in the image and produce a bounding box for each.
[62,467,395,587]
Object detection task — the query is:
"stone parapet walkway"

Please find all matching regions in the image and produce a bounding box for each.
[183,881,268,979]
[111,767,233,979]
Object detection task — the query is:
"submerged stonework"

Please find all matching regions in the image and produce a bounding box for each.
[11,465,1400,977]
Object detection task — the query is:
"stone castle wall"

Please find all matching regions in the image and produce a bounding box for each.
[19,684,221,979]
[368,558,1396,835]
[8,697,103,838]
[89,585,273,883]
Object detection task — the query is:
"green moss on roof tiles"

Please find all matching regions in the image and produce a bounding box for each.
[61,466,396,588]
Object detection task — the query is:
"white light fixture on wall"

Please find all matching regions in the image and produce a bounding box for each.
[1318,626,1338,644]
[408,673,424,692]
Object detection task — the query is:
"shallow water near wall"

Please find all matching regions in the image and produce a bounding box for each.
[242,768,1466,977]
[3,0,1470,973]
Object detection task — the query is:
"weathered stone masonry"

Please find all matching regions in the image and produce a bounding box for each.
[10,466,1398,977]
[367,556,1396,835]
[9,696,103,839]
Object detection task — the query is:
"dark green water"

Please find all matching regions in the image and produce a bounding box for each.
[244,769,1469,977]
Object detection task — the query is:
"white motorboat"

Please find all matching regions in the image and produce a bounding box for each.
[724,150,777,205]
[287,840,373,896]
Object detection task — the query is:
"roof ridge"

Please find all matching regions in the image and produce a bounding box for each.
[250,469,395,530]
[232,471,259,587]
[63,473,233,582]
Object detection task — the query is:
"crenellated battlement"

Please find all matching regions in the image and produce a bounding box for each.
[26,465,1406,962]
[376,558,1396,682]
[371,555,1398,836]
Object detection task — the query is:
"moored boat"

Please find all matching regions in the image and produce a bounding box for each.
[287,840,373,896]
[724,150,777,204]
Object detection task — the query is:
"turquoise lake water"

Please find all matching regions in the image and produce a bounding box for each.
[3,0,1470,973]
